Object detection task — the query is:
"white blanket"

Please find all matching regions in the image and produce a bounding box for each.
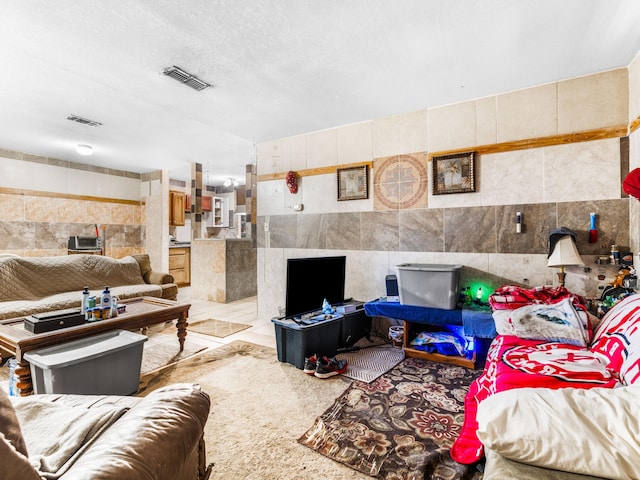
[13,399,127,479]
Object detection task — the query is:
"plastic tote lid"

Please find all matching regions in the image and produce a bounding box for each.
[396,263,463,272]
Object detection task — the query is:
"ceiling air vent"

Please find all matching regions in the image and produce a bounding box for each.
[67,115,102,127]
[163,65,211,91]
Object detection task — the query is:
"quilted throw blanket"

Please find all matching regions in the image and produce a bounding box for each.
[0,255,145,302]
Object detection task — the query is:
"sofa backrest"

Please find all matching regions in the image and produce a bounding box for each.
[0,255,145,302]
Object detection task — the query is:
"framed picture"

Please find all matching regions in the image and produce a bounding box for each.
[432,151,476,195]
[337,165,369,201]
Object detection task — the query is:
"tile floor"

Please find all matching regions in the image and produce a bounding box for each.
[176,286,277,351]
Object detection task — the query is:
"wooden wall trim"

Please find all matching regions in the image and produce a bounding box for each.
[256,125,632,184]
[0,187,142,205]
[256,160,372,182]
[630,114,640,135]
[427,125,629,160]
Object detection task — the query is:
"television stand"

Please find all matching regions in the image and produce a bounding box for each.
[272,300,370,369]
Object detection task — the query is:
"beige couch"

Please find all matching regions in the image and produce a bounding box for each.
[0,254,178,320]
[2,383,212,480]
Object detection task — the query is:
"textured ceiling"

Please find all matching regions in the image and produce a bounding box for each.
[1,0,640,185]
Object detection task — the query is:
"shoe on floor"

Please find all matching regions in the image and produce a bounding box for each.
[303,355,318,375]
[314,356,347,379]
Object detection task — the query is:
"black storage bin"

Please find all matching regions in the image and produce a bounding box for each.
[272,316,342,369]
[339,309,371,348]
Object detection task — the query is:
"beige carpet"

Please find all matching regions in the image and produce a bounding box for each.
[187,318,251,338]
[138,340,374,480]
[140,331,210,374]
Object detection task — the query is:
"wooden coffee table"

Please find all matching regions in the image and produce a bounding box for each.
[0,296,190,396]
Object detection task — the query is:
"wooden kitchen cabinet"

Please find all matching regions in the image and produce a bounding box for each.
[169,190,186,226]
[169,247,190,286]
[202,195,212,212]
[184,194,212,212]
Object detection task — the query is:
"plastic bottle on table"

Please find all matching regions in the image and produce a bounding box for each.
[101,286,112,312]
[81,286,90,318]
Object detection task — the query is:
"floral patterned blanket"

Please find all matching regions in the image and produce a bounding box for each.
[299,358,483,480]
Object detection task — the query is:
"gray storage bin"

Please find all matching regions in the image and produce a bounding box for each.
[396,264,463,310]
[24,330,147,395]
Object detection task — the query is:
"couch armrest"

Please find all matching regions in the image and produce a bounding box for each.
[60,383,210,480]
[145,270,175,285]
[132,253,175,285]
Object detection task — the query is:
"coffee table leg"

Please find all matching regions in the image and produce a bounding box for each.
[176,312,188,351]
[15,360,33,396]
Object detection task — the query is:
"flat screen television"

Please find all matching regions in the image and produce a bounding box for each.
[285,256,346,318]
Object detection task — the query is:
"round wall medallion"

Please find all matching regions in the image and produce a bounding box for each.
[373,154,428,209]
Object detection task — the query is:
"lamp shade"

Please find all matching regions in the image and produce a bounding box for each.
[547,235,583,267]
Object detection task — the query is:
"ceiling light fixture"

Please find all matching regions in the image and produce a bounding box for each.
[223,178,239,187]
[163,65,211,91]
[76,144,93,156]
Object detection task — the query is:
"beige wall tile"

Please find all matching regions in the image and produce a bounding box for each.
[24,195,56,222]
[558,68,628,133]
[86,200,112,225]
[497,83,557,142]
[480,149,545,205]
[0,193,24,221]
[372,109,428,158]
[629,53,640,122]
[281,135,307,172]
[111,203,135,225]
[427,100,477,152]
[306,129,338,168]
[257,180,287,216]
[543,138,620,202]
[476,96,497,145]
[133,204,143,225]
[57,198,87,223]
[256,139,283,175]
[337,121,373,165]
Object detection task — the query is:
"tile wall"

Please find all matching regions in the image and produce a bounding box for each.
[0,151,145,258]
[255,67,637,318]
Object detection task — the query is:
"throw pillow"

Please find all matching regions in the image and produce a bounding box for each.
[491,310,516,335]
[476,386,640,479]
[509,298,588,346]
[0,434,40,480]
[0,388,28,456]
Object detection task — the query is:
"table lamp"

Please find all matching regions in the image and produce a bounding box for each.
[547,227,583,287]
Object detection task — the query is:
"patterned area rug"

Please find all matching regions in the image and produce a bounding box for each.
[299,357,484,480]
[187,318,250,338]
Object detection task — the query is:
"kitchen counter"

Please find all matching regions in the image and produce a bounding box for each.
[190,238,256,303]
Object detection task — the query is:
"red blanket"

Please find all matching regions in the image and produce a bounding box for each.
[450,335,619,464]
